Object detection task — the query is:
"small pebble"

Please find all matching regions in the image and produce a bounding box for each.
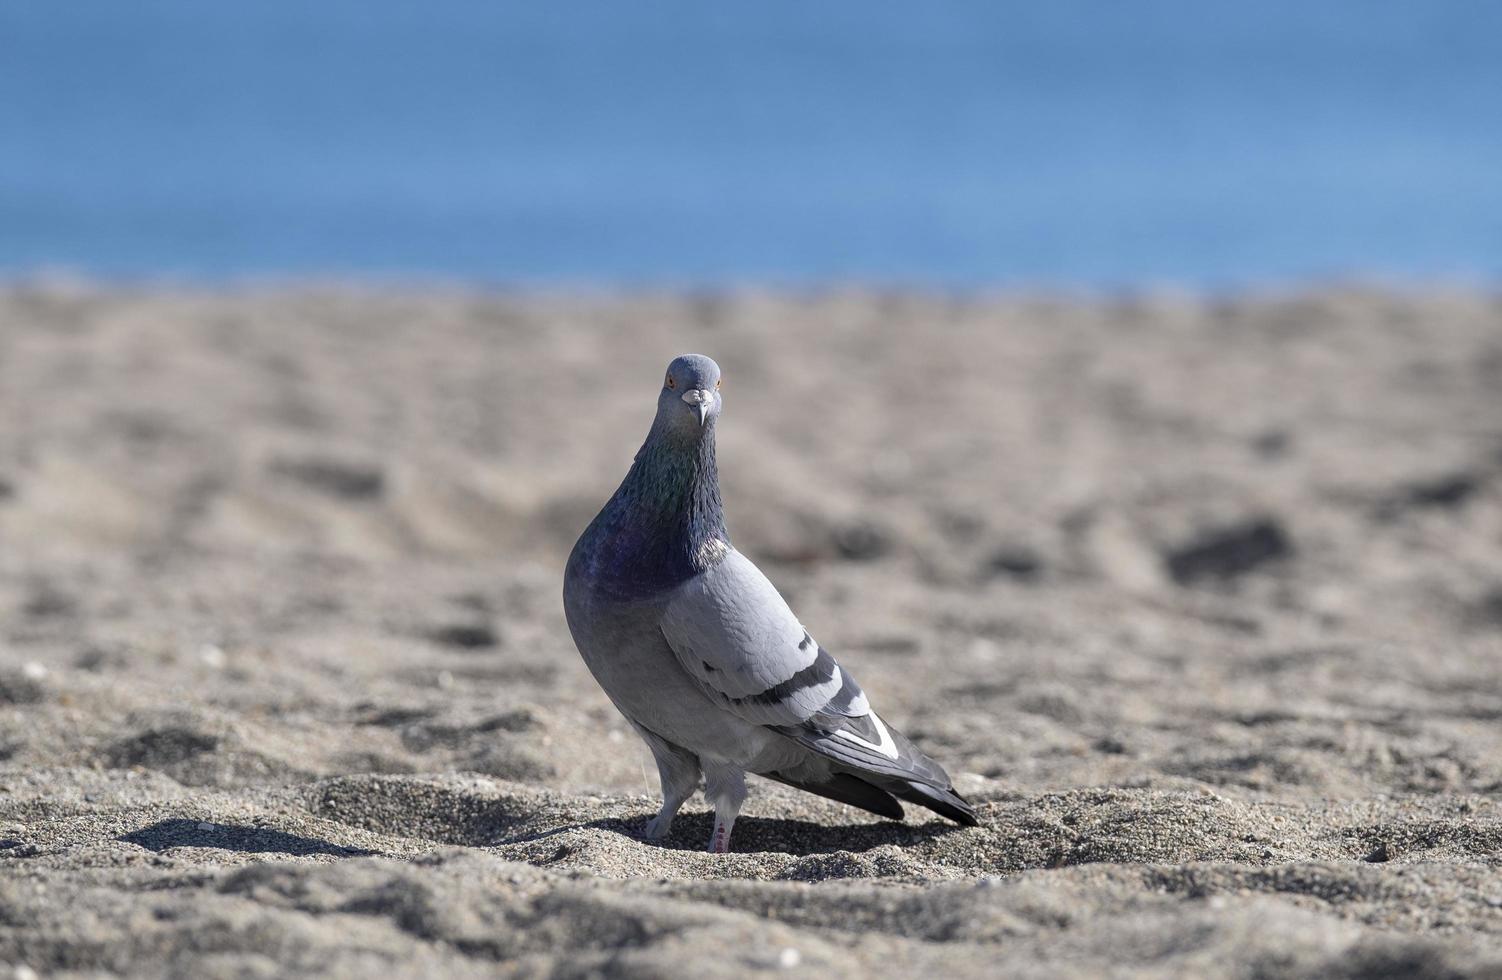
[20,662,46,680]
[777,948,801,969]
[199,645,227,669]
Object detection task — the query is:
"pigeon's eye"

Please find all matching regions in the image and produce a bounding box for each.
[665,376,676,389]
[716,378,722,390]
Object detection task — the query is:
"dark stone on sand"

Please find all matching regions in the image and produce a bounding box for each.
[833,520,892,561]
[23,585,77,619]
[1164,518,1294,585]
[354,705,438,727]
[984,546,1044,581]
[0,476,13,499]
[1250,430,1291,458]
[0,670,46,705]
[1468,589,1502,630]
[269,455,386,500]
[427,623,499,650]
[474,707,544,733]
[1395,472,1482,510]
[74,646,129,672]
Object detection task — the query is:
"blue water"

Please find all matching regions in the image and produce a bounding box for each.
[2,1,1500,287]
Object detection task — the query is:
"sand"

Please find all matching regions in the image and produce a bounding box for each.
[1,282,1501,977]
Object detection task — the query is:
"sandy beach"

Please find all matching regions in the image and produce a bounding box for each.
[2,283,1501,977]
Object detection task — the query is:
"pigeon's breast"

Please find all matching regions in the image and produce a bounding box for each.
[567,502,728,604]
[563,571,784,767]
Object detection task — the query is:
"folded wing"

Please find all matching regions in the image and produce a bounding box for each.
[660,549,977,826]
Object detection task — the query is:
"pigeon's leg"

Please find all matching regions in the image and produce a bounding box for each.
[632,724,701,840]
[702,762,747,854]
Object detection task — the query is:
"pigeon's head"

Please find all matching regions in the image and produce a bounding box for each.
[656,353,722,436]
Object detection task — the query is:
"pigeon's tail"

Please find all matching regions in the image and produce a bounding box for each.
[886,779,979,827]
[762,770,906,821]
[773,712,982,828]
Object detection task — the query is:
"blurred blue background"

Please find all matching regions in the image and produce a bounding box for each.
[2,0,1499,287]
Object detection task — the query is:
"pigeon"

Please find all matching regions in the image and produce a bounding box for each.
[564,354,978,852]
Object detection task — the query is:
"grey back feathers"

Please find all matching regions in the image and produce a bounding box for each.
[564,353,977,852]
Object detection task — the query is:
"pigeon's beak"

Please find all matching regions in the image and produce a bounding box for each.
[681,388,714,426]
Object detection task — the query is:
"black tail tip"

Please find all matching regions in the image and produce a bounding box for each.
[896,782,981,827]
[945,795,981,827]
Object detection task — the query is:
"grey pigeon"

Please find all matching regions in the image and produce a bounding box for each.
[564,354,978,852]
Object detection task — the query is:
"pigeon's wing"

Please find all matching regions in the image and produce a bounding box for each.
[660,550,868,728]
[661,550,977,825]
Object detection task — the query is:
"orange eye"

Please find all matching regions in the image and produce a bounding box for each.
[716,378,722,390]
[666,376,676,389]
